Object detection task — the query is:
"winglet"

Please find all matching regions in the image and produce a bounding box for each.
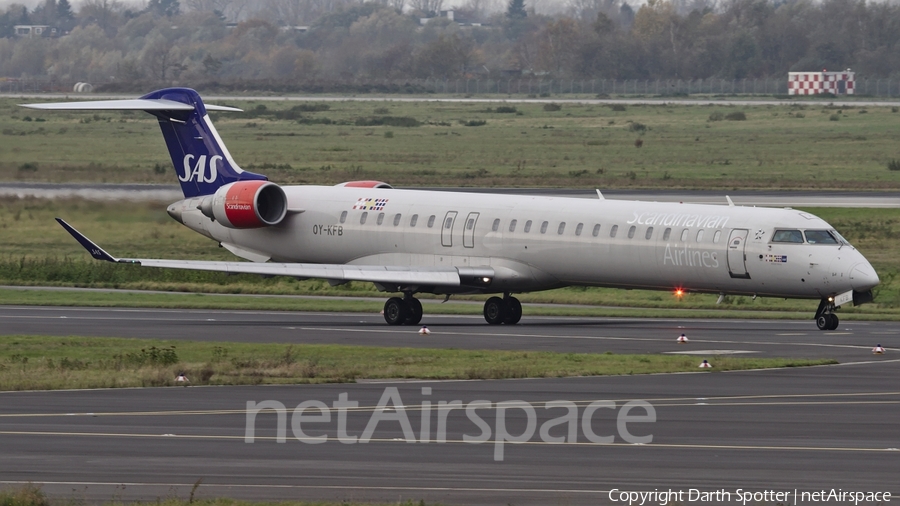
[596,189,604,200]
[726,195,735,207]
[55,218,121,263]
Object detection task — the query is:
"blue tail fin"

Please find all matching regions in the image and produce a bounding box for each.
[139,88,267,198]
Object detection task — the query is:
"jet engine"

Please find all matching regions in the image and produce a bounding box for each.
[198,180,287,229]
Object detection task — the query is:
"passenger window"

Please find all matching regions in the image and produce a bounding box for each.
[680,229,688,242]
[492,219,500,232]
[773,230,804,243]
[524,220,532,233]
[575,223,584,236]
[627,226,636,239]
[427,215,436,228]
[466,218,475,230]
[663,228,671,241]
[509,219,517,232]
[360,212,368,225]
[410,214,418,227]
[393,214,401,226]
[377,213,385,225]
[713,230,721,243]
[610,225,618,238]
[444,217,453,229]
[558,222,566,235]
[540,221,549,234]
[697,229,704,242]
[592,224,601,237]
[340,211,348,224]
[805,230,839,244]
[645,227,653,240]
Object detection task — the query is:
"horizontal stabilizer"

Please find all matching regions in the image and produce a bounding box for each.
[21,99,241,112]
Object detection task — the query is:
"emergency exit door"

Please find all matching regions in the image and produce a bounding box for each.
[727,228,750,279]
[441,211,457,247]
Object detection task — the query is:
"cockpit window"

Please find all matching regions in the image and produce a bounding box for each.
[772,230,804,243]
[804,230,839,245]
[830,229,852,245]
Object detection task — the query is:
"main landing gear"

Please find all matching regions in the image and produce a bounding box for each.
[383,294,423,326]
[814,297,839,331]
[483,294,522,325]
[383,293,522,326]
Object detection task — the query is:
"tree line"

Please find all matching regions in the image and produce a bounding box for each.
[2,0,900,90]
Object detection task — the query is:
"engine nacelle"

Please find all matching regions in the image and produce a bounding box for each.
[199,181,287,229]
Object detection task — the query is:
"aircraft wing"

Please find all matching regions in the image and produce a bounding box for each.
[56,218,493,287]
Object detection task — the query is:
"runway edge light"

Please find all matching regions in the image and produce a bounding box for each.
[176,372,190,386]
[699,360,712,368]
[873,344,885,354]
[677,333,689,344]
[419,325,431,335]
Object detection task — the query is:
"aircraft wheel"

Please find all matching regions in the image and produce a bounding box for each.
[484,297,506,325]
[384,297,408,325]
[828,314,839,330]
[503,297,522,325]
[405,297,423,325]
[816,315,830,331]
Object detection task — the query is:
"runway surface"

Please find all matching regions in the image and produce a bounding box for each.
[2,307,898,504]
[1,364,898,504]
[1,305,897,360]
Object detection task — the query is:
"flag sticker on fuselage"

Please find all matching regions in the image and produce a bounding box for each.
[352,198,388,211]
[764,254,788,263]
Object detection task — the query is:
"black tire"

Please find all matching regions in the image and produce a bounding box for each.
[383,297,408,325]
[816,315,830,331]
[503,297,522,325]
[405,297,423,325]
[484,296,506,325]
[828,314,839,330]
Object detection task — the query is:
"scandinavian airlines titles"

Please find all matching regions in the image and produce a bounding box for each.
[627,211,730,229]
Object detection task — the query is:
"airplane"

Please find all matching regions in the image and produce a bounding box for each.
[23,88,880,330]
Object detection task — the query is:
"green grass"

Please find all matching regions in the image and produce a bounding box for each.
[0,335,836,391]
[5,99,900,189]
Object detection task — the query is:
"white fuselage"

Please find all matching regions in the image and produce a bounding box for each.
[170,186,879,299]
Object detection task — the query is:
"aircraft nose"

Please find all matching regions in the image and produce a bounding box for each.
[849,262,880,291]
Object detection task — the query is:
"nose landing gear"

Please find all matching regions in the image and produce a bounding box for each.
[814,298,839,331]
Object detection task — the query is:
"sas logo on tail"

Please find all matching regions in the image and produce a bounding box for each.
[179,154,222,183]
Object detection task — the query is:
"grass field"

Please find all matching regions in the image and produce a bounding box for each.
[4,97,900,189]
[0,335,835,391]
[2,197,898,314]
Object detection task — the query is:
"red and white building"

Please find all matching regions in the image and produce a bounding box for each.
[788,70,855,95]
